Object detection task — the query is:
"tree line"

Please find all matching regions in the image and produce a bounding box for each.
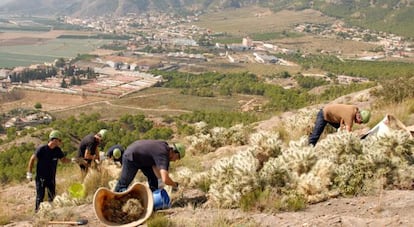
[154,70,376,111]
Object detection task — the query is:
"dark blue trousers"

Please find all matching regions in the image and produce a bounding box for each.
[309,109,340,146]
[35,177,55,212]
[114,158,158,192]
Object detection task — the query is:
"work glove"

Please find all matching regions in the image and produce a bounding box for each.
[71,157,88,166]
[158,179,165,189]
[26,172,32,181]
[172,182,179,192]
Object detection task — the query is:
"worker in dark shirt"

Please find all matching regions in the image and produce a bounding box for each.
[77,129,108,174]
[106,144,124,164]
[27,130,70,212]
[114,140,185,192]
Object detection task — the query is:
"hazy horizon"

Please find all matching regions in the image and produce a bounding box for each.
[0,0,13,7]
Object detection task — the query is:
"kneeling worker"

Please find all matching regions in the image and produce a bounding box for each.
[114,140,185,192]
[106,144,124,164]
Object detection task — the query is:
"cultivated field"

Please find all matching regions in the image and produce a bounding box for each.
[0,30,111,68]
[183,58,303,76]
[195,8,334,35]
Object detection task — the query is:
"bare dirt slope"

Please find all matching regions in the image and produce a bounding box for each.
[0,90,105,113]
[2,182,414,227]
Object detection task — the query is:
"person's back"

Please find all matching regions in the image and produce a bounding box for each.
[309,104,371,146]
[78,133,97,158]
[323,104,358,129]
[124,140,170,169]
[115,139,184,192]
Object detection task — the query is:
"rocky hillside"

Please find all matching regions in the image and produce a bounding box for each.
[2,88,413,226]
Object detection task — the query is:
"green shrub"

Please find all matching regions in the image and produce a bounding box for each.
[0,215,10,225]
[275,191,307,212]
[147,213,174,227]
[239,188,272,212]
[373,77,414,103]
[196,178,211,193]
[34,102,42,109]
[0,143,34,184]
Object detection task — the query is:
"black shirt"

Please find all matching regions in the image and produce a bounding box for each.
[124,140,170,170]
[78,133,99,158]
[35,144,65,180]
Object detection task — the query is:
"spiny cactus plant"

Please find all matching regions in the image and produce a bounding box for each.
[316,131,363,163]
[365,130,413,161]
[249,130,283,167]
[188,171,212,191]
[309,158,335,190]
[259,157,290,188]
[280,138,317,176]
[193,121,209,134]
[225,124,251,145]
[186,133,216,154]
[37,193,81,219]
[361,130,414,189]
[332,158,367,195]
[208,148,260,208]
[296,173,329,203]
[282,108,318,137]
[209,127,229,147]
[37,202,55,219]
[259,137,337,203]
[199,126,414,207]
[172,167,194,186]
[53,193,83,207]
[186,123,250,155]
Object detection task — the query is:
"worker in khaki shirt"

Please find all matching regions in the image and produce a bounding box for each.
[309,104,371,146]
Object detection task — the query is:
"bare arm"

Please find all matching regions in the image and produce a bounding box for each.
[27,154,36,173]
[160,169,178,187]
[344,119,353,132]
[60,157,71,164]
[339,119,346,131]
[95,150,100,161]
[84,149,96,160]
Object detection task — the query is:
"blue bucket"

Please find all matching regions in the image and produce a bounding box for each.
[153,189,171,210]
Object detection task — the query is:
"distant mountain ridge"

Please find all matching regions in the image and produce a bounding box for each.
[1,0,200,16]
[0,0,413,37]
[1,0,413,16]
